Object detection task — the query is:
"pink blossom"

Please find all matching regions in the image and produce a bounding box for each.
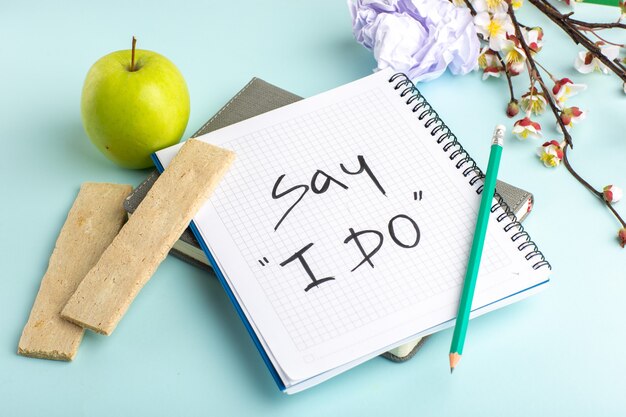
[506,100,520,117]
[536,140,564,167]
[483,66,502,79]
[619,228,626,248]
[552,78,586,106]
[520,88,547,115]
[472,0,508,13]
[574,43,620,74]
[560,0,583,6]
[558,107,586,131]
[512,117,542,140]
[473,12,514,51]
[501,35,525,62]
[506,61,525,76]
[523,27,544,53]
[603,185,623,204]
[500,34,526,76]
[478,47,498,68]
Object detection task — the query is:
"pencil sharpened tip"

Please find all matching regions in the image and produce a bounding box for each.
[450,366,455,374]
[449,352,461,372]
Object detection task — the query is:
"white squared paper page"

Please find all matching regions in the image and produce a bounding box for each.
[155,69,550,387]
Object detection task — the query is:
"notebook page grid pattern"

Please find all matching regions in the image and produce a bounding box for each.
[210,88,510,351]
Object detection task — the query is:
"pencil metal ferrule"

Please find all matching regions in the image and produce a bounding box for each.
[491,125,505,147]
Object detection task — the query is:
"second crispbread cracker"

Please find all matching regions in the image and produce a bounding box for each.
[61,139,236,335]
[18,182,131,360]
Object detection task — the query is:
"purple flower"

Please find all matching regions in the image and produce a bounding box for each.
[348,0,480,82]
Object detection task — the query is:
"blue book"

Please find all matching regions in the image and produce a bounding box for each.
[153,69,550,393]
[127,77,535,364]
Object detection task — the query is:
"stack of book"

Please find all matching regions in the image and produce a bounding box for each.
[125,77,536,364]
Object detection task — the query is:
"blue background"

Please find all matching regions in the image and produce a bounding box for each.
[1,1,625,415]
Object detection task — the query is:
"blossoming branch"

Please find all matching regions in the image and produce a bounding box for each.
[348,0,626,247]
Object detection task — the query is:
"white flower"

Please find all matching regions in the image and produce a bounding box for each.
[477,47,502,79]
[511,0,524,9]
[523,27,543,52]
[520,89,547,115]
[500,35,526,72]
[473,12,514,51]
[482,66,502,79]
[471,0,508,13]
[574,44,620,74]
[536,140,564,168]
[603,185,623,204]
[551,78,587,106]
[558,0,583,6]
[478,46,498,68]
[507,60,525,75]
[556,107,586,132]
[512,116,542,140]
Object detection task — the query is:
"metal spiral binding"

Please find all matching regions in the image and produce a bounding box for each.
[388,73,550,271]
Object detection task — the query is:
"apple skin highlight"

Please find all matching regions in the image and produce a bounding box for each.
[81,49,190,169]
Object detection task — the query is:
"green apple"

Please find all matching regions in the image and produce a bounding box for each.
[81,38,190,169]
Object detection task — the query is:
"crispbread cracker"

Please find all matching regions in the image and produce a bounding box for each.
[61,140,235,335]
[18,183,131,360]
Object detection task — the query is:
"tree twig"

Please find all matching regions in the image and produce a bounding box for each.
[533,60,556,81]
[506,0,626,232]
[540,1,626,29]
[507,3,573,147]
[586,29,626,48]
[527,0,626,84]
[495,52,516,102]
[463,0,477,16]
[563,147,626,228]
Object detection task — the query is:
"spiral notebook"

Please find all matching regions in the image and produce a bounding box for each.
[153,69,551,394]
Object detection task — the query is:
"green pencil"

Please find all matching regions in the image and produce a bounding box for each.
[449,125,505,373]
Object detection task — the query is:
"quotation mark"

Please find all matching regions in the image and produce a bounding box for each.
[258,257,270,266]
[413,191,423,201]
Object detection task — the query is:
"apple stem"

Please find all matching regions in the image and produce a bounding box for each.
[130,36,137,72]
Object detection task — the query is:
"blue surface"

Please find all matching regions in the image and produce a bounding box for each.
[1,1,625,415]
